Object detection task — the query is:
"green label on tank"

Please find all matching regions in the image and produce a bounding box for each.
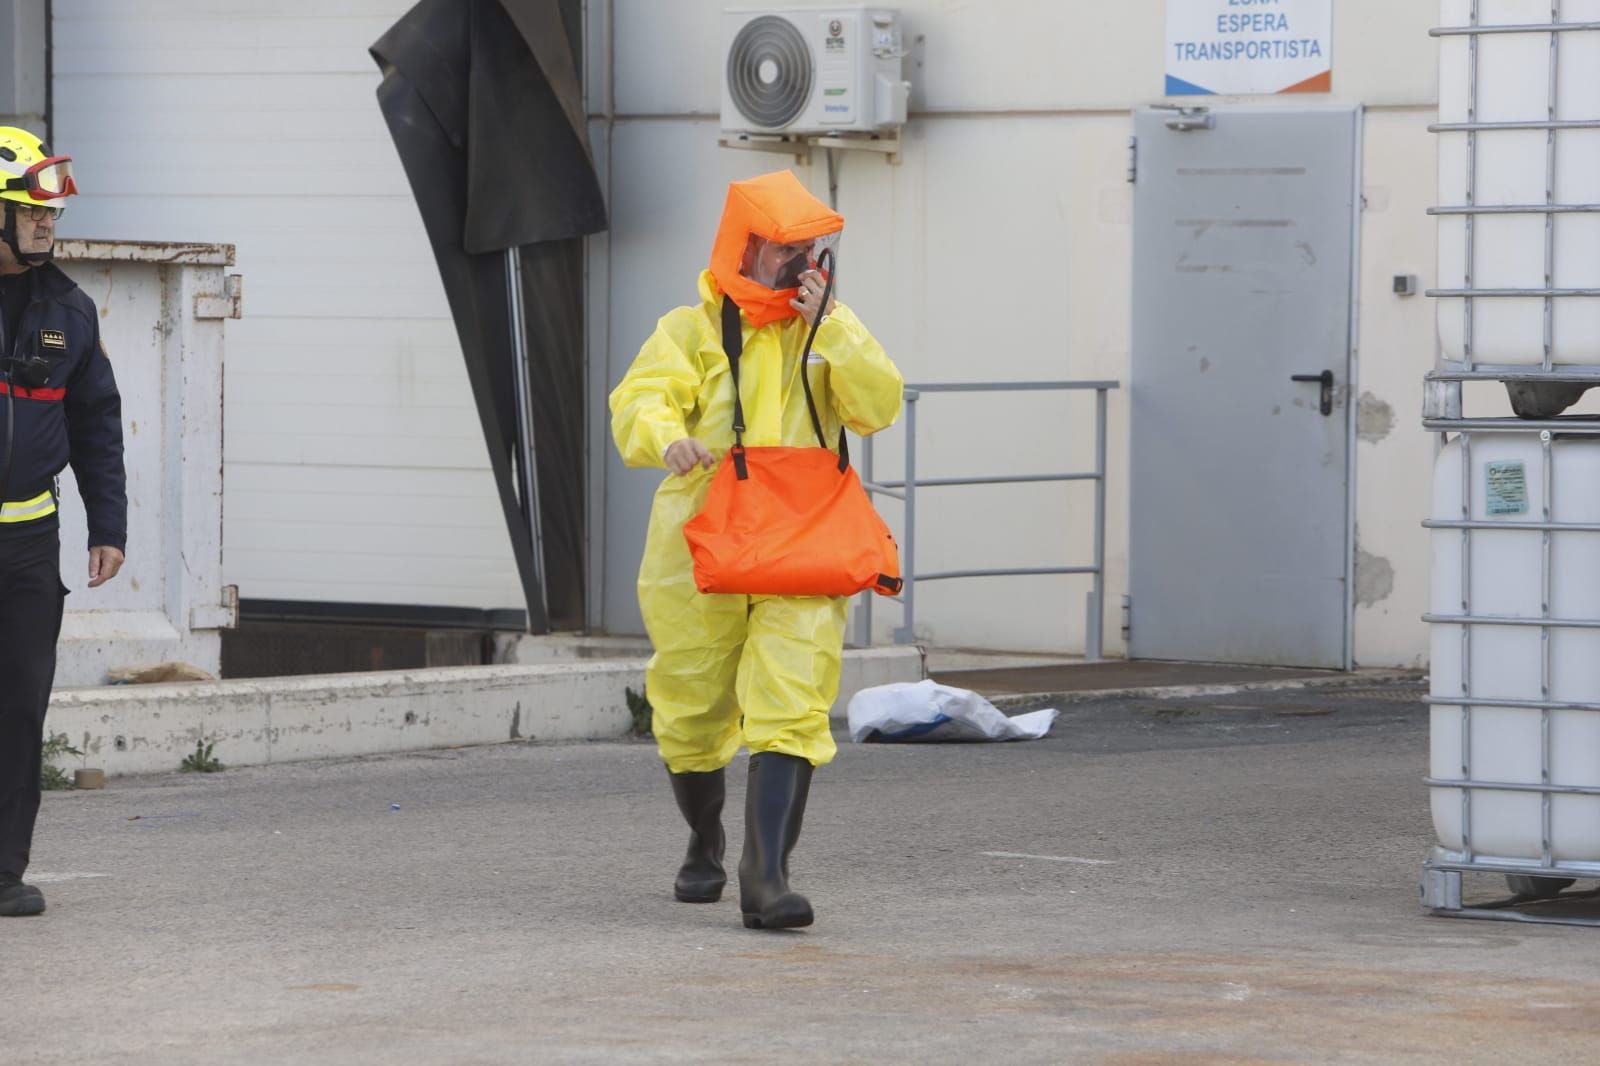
[1485,461,1529,517]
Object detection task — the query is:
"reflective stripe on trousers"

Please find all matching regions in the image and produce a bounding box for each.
[0,490,57,524]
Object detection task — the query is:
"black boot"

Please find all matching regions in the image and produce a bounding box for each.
[738,752,814,930]
[668,768,726,903]
[0,874,44,917]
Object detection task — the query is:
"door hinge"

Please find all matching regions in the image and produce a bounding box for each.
[1121,594,1133,643]
[1157,105,1214,132]
[1126,136,1137,184]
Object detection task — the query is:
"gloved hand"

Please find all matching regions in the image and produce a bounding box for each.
[665,438,716,475]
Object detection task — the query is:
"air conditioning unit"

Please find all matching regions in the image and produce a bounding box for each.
[722,7,909,135]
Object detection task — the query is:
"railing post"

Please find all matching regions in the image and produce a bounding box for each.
[895,390,919,644]
[1087,387,1108,662]
[856,430,874,647]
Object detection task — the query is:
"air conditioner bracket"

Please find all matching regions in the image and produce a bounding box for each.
[719,130,902,166]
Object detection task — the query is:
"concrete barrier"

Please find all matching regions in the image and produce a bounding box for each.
[44,646,925,778]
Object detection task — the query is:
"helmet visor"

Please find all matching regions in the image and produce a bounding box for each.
[739,232,840,290]
[4,156,76,201]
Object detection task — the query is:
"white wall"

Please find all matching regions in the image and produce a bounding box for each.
[45,0,1446,661]
[50,0,521,611]
[1351,109,1439,670]
[590,0,1441,665]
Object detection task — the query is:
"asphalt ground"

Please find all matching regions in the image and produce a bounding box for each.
[8,681,1600,1064]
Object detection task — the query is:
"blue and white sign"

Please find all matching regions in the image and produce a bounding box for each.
[1166,0,1332,96]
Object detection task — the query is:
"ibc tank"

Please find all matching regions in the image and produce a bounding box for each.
[1436,0,1600,366]
[1430,433,1600,862]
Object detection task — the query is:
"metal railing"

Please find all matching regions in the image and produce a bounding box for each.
[853,380,1119,659]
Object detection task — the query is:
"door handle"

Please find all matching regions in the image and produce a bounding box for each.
[1291,370,1334,416]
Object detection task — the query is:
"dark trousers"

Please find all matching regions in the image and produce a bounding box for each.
[0,529,64,878]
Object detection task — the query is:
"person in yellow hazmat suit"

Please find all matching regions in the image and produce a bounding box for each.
[609,170,902,930]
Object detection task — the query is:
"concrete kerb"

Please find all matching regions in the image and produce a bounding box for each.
[44,646,928,778]
[45,648,1410,778]
[985,668,1426,710]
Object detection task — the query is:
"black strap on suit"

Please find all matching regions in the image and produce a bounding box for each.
[719,248,848,481]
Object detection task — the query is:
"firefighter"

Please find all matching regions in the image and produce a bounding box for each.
[0,127,126,918]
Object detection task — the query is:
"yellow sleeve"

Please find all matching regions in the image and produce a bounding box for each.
[813,303,903,436]
[609,308,707,469]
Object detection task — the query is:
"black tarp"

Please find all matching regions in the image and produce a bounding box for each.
[371,0,606,632]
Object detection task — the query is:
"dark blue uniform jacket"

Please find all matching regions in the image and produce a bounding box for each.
[0,262,126,553]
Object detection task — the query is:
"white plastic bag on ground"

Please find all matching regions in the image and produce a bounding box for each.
[847,679,1059,743]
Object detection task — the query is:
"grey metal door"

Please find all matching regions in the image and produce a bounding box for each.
[1129,107,1358,668]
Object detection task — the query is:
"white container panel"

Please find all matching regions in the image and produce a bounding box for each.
[1429,435,1600,862]
[52,243,232,686]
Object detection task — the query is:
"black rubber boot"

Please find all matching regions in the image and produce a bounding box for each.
[668,768,726,903]
[738,752,815,930]
[0,874,44,917]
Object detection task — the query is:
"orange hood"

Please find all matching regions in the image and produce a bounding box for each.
[709,170,843,329]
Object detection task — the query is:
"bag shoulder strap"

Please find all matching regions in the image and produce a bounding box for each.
[720,295,749,480]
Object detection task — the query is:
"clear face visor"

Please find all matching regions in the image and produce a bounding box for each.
[739,231,840,290]
[2,156,77,202]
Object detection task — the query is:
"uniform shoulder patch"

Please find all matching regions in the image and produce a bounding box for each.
[39,329,66,350]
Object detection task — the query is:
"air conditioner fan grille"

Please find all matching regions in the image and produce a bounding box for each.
[727,15,813,129]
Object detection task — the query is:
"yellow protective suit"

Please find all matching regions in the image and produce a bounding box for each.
[610,265,902,773]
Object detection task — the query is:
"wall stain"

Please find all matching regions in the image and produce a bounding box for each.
[1357,391,1395,443]
[1355,539,1395,607]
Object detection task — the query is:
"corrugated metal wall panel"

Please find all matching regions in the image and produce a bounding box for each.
[51,0,521,612]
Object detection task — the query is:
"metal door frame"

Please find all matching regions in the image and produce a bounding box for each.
[1343,105,1364,672]
[1131,104,1363,670]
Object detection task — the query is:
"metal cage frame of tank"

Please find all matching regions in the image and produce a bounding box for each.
[1421,3,1600,925]
[1419,416,1600,924]
[1427,4,1600,378]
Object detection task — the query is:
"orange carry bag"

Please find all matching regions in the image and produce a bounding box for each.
[683,263,903,598]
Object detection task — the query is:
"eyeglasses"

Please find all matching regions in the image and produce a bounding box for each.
[18,204,62,221]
